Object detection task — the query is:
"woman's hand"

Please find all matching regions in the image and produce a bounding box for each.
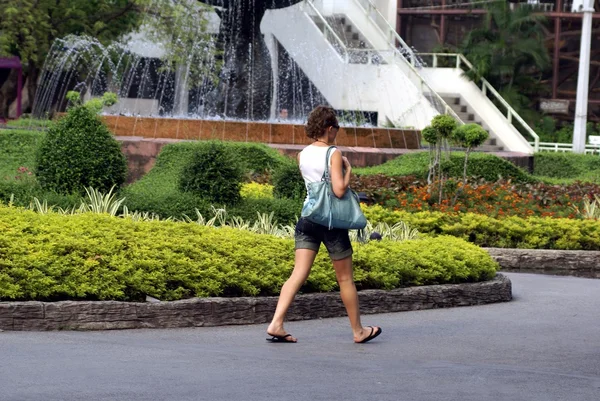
[342,156,352,175]
[330,151,351,198]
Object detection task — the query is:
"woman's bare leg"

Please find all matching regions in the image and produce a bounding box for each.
[267,249,318,341]
[332,256,380,343]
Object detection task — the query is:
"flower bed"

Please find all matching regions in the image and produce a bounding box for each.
[352,175,600,219]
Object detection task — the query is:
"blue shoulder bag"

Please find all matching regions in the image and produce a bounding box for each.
[301,146,367,231]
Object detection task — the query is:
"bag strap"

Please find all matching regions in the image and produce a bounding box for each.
[321,146,337,183]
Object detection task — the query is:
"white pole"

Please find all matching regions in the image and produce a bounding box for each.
[572,1,595,153]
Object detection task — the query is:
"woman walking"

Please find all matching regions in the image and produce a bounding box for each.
[266,106,382,344]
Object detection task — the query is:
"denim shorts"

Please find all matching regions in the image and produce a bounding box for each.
[294,217,353,261]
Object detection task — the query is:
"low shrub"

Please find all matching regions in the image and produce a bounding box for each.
[0,206,497,301]
[228,197,303,224]
[226,142,289,177]
[534,152,600,182]
[362,205,600,250]
[119,189,212,220]
[35,94,127,194]
[240,182,274,199]
[273,160,306,200]
[179,141,244,205]
[355,152,533,183]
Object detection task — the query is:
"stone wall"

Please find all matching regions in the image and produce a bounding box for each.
[486,248,600,272]
[104,115,422,149]
[0,275,511,331]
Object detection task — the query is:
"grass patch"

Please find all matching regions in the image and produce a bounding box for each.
[5,117,53,130]
[0,129,45,180]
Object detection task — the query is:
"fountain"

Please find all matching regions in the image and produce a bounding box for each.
[30,0,440,152]
[200,0,303,120]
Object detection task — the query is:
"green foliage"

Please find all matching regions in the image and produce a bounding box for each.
[35,102,127,194]
[431,115,458,139]
[142,0,219,88]
[5,118,53,129]
[421,126,438,145]
[240,183,274,199]
[0,129,45,180]
[452,124,489,149]
[228,197,302,225]
[0,205,497,301]
[534,118,600,144]
[179,141,244,205]
[534,153,600,182]
[362,205,600,250]
[460,2,550,118]
[226,142,289,178]
[355,152,533,183]
[0,1,143,67]
[124,141,296,220]
[273,160,306,200]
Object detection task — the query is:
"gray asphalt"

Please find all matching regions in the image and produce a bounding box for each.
[1,273,600,401]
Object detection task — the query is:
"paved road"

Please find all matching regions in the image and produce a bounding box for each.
[1,273,600,401]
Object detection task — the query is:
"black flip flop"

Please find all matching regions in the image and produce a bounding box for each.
[266,334,297,343]
[357,326,382,344]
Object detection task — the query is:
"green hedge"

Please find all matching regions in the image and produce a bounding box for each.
[354,152,533,183]
[363,205,600,250]
[533,152,600,182]
[0,206,497,302]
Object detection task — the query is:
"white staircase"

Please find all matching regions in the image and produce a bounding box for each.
[261,0,455,130]
[262,0,539,154]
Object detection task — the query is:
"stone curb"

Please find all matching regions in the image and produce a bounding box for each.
[485,248,600,271]
[0,274,511,332]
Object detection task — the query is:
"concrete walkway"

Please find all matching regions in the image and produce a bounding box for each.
[1,273,599,401]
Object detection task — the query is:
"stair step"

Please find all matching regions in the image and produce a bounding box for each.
[441,96,460,105]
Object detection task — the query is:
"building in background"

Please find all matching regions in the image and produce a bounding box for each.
[396,0,600,122]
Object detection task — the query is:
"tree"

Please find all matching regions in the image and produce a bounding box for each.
[0,0,215,117]
[460,2,550,121]
[0,0,144,116]
[451,123,489,189]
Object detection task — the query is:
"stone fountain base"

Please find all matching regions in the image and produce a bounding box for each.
[102,115,422,149]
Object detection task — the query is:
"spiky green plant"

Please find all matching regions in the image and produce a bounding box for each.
[572,195,600,219]
[81,186,125,216]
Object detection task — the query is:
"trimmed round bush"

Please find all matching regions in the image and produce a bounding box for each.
[35,104,127,194]
[227,142,288,177]
[431,114,458,139]
[452,123,489,149]
[179,141,244,205]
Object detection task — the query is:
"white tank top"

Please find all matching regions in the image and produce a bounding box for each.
[299,145,336,201]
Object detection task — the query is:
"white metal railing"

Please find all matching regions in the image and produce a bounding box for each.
[531,141,600,155]
[517,2,555,12]
[420,52,540,152]
[304,0,462,123]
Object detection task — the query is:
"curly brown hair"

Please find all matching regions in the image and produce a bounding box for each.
[305,105,338,140]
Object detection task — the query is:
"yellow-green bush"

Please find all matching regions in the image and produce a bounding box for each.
[362,205,600,250]
[0,206,497,302]
[240,183,274,199]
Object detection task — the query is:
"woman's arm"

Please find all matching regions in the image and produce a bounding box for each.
[329,150,351,198]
